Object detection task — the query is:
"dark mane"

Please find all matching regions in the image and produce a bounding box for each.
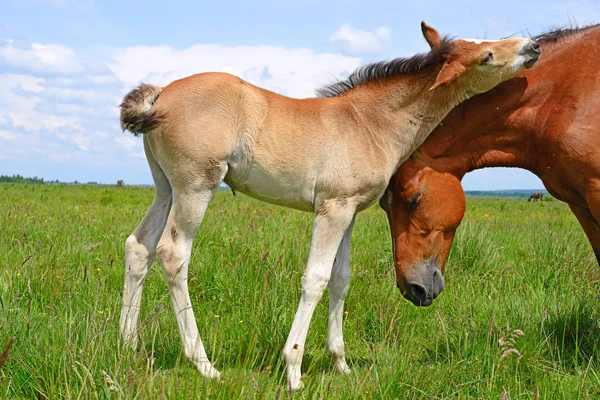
[316,36,452,98]
[532,22,599,44]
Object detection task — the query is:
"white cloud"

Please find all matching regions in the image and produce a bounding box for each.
[329,25,392,54]
[0,73,46,93]
[130,150,146,159]
[43,86,120,106]
[0,129,20,141]
[0,41,83,75]
[108,44,360,98]
[56,132,93,151]
[115,135,139,150]
[10,110,82,133]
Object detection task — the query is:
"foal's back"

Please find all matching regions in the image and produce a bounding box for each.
[147,72,392,211]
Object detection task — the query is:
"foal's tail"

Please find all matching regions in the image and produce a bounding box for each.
[120,83,165,136]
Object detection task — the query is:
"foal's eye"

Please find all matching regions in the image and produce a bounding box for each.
[480,52,493,65]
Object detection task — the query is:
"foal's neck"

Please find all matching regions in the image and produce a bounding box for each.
[347,72,468,167]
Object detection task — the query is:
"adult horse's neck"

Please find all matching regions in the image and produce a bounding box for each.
[410,75,538,177]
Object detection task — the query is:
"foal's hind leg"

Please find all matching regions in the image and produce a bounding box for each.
[120,138,171,348]
[156,174,226,379]
[283,201,356,390]
[327,217,355,374]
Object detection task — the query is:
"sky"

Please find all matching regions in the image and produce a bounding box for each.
[1,0,599,189]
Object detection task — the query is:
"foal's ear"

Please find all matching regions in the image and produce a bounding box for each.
[421,21,442,49]
[429,60,467,91]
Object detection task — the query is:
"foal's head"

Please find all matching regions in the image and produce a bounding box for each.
[318,22,540,100]
[421,22,541,96]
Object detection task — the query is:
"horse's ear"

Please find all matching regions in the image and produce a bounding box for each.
[429,60,466,91]
[421,21,442,49]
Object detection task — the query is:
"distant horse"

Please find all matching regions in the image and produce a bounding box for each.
[117,22,538,389]
[380,24,598,306]
[528,192,544,202]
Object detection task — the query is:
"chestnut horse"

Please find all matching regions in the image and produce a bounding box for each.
[118,22,538,389]
[381,24,599,306]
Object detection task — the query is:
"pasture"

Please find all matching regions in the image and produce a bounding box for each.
[1,183,599,399]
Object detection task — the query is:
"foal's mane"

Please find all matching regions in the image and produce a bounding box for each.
[532,22,599,44]
[316,36,452,98]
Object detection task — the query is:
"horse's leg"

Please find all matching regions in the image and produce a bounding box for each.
[156,169,227,379]
[568,203,600,265]
[326,216,355,374]
[120,137,172,348]
[283,201,356,390]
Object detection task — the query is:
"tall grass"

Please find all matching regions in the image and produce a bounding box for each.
[0,184,598,399]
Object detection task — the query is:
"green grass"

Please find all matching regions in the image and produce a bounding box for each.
[1,184,599,399]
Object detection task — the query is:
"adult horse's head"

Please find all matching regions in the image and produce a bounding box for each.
[380,158,465,306]
[419,22,540,96]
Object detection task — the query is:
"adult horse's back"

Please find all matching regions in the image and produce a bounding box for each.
[118,22,538,389]
[381,24,600,306]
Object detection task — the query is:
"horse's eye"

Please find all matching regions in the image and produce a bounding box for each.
[409,193,422,210]
[480,52,493,65]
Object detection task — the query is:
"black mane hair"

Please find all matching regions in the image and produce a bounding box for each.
[317,22,600,98]
[532,22,599,44]
[316,36,452,98]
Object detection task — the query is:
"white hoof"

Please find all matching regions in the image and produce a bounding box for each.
[121,332,138,350]
[329,353,351,374]
[286,363,304,391]
[196,362,221,380]
[335,358,351,374]
[287,377,305,391]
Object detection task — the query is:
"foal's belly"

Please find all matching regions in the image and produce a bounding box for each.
[224,162,390,213]
[224,163,316,212]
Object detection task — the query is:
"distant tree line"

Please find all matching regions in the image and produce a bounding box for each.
[0,175,49,184]
[0,175,102,185]
[465,189,550,199]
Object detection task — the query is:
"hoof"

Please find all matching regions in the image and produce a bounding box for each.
[121,334,138,350]
[330,354,351,374]
[287,378,305,391]
[336,360,351,374]
[196,363,221,380]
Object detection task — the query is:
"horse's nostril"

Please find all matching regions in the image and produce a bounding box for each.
[408,283,427,303]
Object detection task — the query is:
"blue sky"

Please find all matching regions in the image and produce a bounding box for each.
[1,0,599,189]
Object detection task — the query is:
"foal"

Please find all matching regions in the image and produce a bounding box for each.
[119,22,539,389]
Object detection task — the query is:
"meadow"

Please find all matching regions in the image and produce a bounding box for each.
[0,183,599,399]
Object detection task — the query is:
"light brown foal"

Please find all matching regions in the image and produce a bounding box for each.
[118,22,539,389]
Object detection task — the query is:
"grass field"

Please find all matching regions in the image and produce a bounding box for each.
[1,183,599,399]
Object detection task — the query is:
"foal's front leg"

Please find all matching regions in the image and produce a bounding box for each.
[283,203,356,390]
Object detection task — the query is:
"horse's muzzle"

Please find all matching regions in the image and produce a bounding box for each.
[520,41,541,69]
[400,261,445,306]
